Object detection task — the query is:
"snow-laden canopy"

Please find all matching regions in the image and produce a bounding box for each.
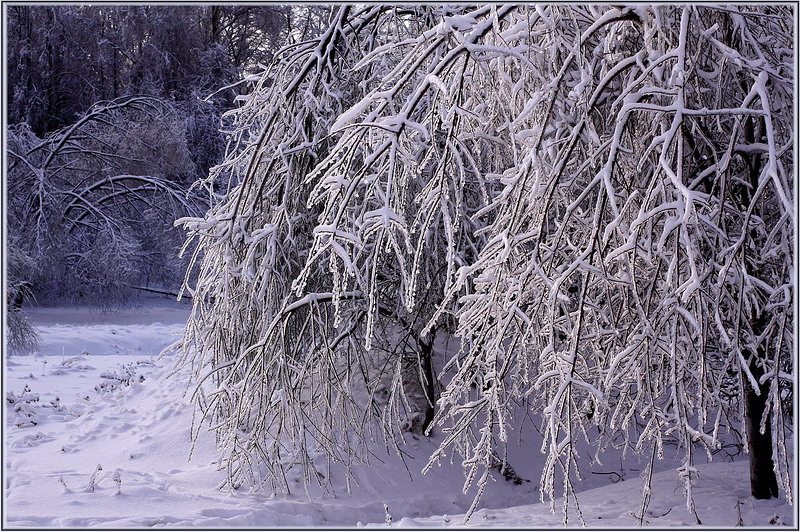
[177,5,794,522]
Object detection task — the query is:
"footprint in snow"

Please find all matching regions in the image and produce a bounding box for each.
[11,432,54,448]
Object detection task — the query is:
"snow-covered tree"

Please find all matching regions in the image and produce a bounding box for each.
[7,97,202,304]
[177,5,793,522]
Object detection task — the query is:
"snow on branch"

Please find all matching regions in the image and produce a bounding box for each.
[176,4,794,521]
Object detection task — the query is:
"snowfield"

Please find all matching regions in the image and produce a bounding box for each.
[3,298,795,528]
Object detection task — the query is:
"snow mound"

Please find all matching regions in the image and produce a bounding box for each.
[391,459,794,528]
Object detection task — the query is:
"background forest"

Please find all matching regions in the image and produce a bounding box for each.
[6,4,332,310]
[4,4,796,528]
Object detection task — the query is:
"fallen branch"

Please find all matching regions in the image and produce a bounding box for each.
[129,285,187,299]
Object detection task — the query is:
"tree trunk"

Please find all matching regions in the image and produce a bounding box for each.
[743,315,779,499]
[737,135,779,500]
[417,336,436,433]
[399,334,437,435]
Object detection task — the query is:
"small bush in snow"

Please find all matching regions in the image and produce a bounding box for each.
[87,464,103,492]
[95,361,156,394]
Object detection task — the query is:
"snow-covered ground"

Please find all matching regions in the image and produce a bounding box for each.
[3,296,796,528]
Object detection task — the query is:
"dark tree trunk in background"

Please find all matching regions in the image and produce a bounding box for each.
[743,314,779,499]
[417,336,436,433]
[399,333,437,435]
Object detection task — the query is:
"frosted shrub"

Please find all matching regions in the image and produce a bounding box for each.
[87,464,103,492]
[7,384,41,428]
[95,361,155,394]
[6,242,39,354]
[7,309,40,356]
[112,470,122,495]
